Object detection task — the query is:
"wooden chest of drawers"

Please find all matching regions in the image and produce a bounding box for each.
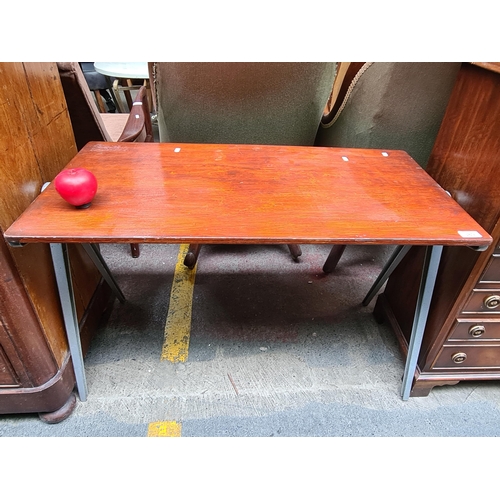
[432,248,500,370]
[374,62,500,396]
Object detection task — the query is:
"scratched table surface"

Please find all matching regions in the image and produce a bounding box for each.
[4,142,492,249]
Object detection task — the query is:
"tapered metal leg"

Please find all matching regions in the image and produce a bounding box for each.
[401,245,443,400]
[362,245,412,306]
[82,243,125,303]
[50,243,88,402]
[50,243,126,401]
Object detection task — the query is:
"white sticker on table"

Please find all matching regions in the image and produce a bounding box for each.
[458,231,483,238]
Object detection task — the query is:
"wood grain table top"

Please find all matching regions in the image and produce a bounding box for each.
[4,142,492,248]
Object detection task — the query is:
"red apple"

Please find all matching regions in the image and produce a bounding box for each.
[54,168,98,208]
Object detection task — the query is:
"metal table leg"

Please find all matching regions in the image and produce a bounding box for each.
[50,243,126,402]
[401,245,443,400]
[82,244,125,304]
[362,245,412,306]
[50,243,88,402]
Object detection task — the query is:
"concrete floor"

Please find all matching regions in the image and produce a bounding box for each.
[2,242,500,438]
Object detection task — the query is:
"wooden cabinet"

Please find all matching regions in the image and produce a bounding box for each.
[374,62,500,396]
[0,63,112,421]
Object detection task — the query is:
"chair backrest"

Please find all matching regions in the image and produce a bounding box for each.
[315,62,462,167]
[56,62,112,149]
[117,85,154,143]
[150,62,337,146]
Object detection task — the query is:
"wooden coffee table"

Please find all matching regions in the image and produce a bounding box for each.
[4,142,492,401]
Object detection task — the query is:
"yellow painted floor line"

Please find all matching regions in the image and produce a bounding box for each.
[147,420,182,437]
[161,244,197,362]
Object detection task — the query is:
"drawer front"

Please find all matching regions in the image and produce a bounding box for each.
[448,319,500,341]
[462,290,500,314]
[476,255,500,288]
[433,345,500,370]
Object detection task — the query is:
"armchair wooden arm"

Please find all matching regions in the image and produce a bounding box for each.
[118,86,154,143]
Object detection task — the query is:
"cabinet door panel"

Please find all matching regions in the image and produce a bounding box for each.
[0,345,20,387]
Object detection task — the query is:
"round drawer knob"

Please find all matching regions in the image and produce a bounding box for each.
[452,352,467,364]
[484,295,500,309]
[469,325,485,338]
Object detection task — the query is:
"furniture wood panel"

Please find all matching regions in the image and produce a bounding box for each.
[0,63,112,420]
[0,345,20,387]
[477,255,500,286]
[374,62,500,396]
[0,236,57,386]
[471,62,500,74]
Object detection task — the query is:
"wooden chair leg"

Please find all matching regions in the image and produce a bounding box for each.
[287,244,302,261]
[184,244,201,269]
[112,79,125,113]
[130,243,140,258]
[123,79,134,110]
[144,79,155,112]
[184,243,301,268]
[322,245,347,273]
[93,90,106,113]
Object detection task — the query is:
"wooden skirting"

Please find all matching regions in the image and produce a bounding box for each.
[0,278,113,414]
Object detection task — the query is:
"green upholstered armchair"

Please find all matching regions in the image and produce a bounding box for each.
[315,62,462,273]
[150,62,337,268]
